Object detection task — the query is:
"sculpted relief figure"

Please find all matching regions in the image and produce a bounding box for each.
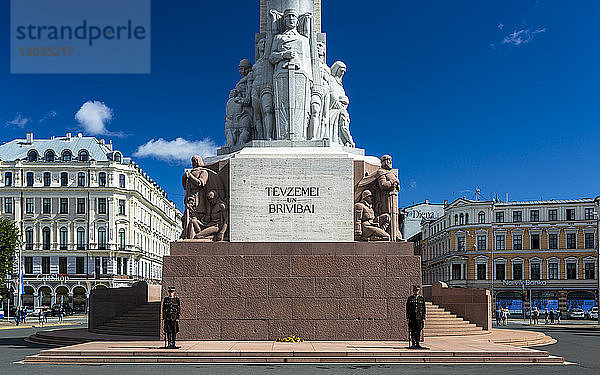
[354,190,390,241]
[225,60,253,147]
[269,8,313,140]
[250,38,275,140]
[309,42,331,140]
[329,61,355,147]
[181,156,228,241]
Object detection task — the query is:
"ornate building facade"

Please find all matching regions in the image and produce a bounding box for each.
[0,133,182,312]
[421,198,599,315]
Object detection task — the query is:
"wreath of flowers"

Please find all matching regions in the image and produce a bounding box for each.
[276,335,304,343]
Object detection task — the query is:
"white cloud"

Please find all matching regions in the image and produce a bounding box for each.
[408,180,417,191]
[133,138,218,164]
[502,27,546,46]
[75,101,123,137]
[39,110,57,123]
[6,113,30,128]
[497,23,504,31]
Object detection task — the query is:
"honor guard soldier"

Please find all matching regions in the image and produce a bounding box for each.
[406,285,426,349]
[162,286,181,349]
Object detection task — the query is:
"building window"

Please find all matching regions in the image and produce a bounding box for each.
[530,210,539,222]
[531,263,541,280]
[118,228,125,250]
[513,263,523,280]
[77,198,86,214]
[567,233,576,249]
[98,198,107,214]
[585,208,595,220]
[123,258,128,275]
[585,233,595,249]
[118,199,125,215]
[77,172,86,187]
[548,263,559,280]
[566,262,577,279]
[59,257,67,274]
[566,209,576,221]
[95,257,101,276]
[119,174,126,188]
[465,213,469,224]
[24,257,33,274]
[60,227,68,250]
[478,211,485,224]
[27,150,38,162]
[62,150,72,162]
[496,235,505,250]
[77,228,86,250]
[25,228,33,250]
[98,228,107,250]
[496,263,506,280]
[549,209,558,221]
[98,172,106,187]
[513,235,523,250]
[457,237,465,251]
[41,257,50,275]
[26,172,34,186]
[459,213,464,225]
[477,235,486,250]
[549,234,558,249]
[61,172,68,186]
[585,262,595,280]
[496,211,504,223]
[117,257,122,275]
[4,172,12,186]
[76,257,85,274]
[79,150,89,162]
[42,227,51,250]
[531,234,540,250]
[114,153,122,163]
[45,150,55,162]
[513,211,522,223]
[477,264,487,280]
[454,215,458,225]
[451,264,462,280]
[25,198,34,214]
[60,198,68,214]
[3,198,13,214]
[42,198,51,214]
[102,257,108,275]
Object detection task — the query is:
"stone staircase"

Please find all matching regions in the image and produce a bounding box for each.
[89,302,160,337]
[424,302,486,337]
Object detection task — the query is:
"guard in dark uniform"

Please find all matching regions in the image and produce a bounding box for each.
[162,286,181,349]
[406,285,426,349]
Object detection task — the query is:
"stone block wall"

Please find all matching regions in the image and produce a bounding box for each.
[429,281,492,330]
[162,241,421,340]
[88,281,150,330]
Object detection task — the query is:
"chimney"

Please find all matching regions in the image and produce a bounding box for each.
[100,139,105,145]
[66,132,72,139]
[77,133,83,138]
[25,132,34,144]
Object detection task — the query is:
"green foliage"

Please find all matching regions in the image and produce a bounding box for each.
[0,218,20,291]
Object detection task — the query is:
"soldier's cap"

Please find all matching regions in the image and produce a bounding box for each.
[361,190,373,200]
[168,286,176,292]
[413,285,421,292]
[239,59,252,68]
[284,8,299,17]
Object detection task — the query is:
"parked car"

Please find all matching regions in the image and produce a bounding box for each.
[586,307,598,320]
[568,308,585,320]
[50,304,74,317]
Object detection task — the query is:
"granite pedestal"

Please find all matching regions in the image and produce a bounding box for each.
[162,241,420,341]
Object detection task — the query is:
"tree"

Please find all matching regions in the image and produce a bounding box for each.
[0,218,19,293]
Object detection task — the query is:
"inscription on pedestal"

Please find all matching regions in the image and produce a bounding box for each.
[230,155,354,242]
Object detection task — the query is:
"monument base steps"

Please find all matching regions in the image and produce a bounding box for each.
[424,302,486,337]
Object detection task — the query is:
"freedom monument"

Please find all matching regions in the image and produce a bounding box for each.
[162,0,421,341]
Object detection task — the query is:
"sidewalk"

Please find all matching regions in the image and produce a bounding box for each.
[502,319,600,329]
[0,316,86,330]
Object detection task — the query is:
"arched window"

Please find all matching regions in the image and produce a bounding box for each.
[478,211,486,224]
[78,150,89,162]
[62,150,72,162]
[465,213,469,224]
[60,227,68,250]
[45,150,55,162]
[43,172,51,186]
[4,172,13,187]
[26,172,34,187]
[42,227,51,250]
[77,172,86,186]
[459,213,464,225]
[119,174,126,188]
[118,228,126,250]
[114,153,122,163]
[454,215,458,225]
[77,228,86,250]
[27,150,38,162]
[25,228,34,250]
[98,172,106,187]
[60,172,68,186]
[98,228,107,250]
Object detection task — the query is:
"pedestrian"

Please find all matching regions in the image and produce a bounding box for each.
[544,308,549,324]
[502,308,508,326]
[549,309,555,324]
[21,307,27,323]
[557,310,561,324]
[533,307,539,325]
[38,309,44,327]
[43,306,48,323]
[14,308,20,326]
[58,305,64,323]
[496,306,502,326]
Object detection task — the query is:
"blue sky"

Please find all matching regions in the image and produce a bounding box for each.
[1,0,599,210]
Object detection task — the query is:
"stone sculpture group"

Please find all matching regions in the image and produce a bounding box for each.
[225,8,355,148]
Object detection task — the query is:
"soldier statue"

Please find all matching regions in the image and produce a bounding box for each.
[406,285,426,349]
[162,286,181,349]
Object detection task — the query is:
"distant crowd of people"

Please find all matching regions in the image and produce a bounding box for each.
[495,306,562,326]
[12,305,64,326]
